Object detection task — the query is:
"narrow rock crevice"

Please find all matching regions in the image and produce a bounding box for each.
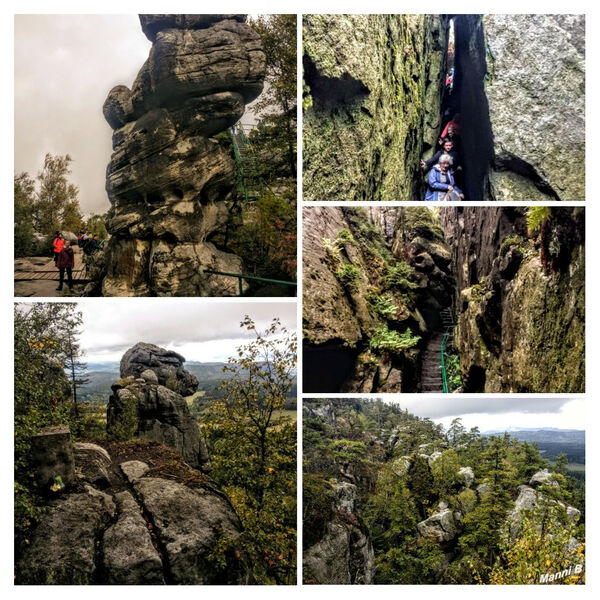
[125,478,174,584]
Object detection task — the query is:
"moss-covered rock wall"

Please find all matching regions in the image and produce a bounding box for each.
[440,207,584,392]
[303,15,448,201]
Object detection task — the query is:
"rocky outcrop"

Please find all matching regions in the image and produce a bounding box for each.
[303,480,375,584]
[120,342,198,395]
[107,343,208,469]
[441,207,584,392]
[73,442,113,489]
[100,15,265,296]
[458,466,475,488]
[103,490,165,584]
[303,15,448,201]
[529,469,559,488]
[509,485,581,538]
[417,507,458,543]
[133,476,246,584]
[16,485,116,584]
[302,206,452,393]
[16,432,247,584]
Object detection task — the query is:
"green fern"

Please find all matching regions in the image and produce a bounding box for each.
[527,206,552,235]
[369,324,420,355]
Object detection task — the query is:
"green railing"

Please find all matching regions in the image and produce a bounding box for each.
[230,128,249,202]
[203,269,297,296]
[440,327,451,394]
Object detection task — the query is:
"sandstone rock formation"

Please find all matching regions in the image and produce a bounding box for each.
[482,15,585,201]
[303,15,448,201]
[509,485,581,538]
[120,342,198,395]
[303,480,375,584]
[107,343,208,468]
[302,206,452,393]
[458,466,475,488]
[530,469,559,488]
[417,507,458,543]
[100,15,265,296]
[304,15,584,201]
[16,432,247,584]
[440,206,584,392]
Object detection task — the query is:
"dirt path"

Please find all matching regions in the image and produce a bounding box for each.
[14,248,86,297]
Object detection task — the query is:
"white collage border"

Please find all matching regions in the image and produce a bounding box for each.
[3,1,597,597]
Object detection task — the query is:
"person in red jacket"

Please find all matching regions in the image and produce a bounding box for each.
[56,240,75,291]
[52,231,64,264]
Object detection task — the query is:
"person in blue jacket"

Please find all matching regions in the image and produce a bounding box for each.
[424,154,464,201]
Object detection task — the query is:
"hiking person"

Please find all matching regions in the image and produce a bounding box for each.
[90,234,101,252]
[56,239,74,291]
[421,138,462,172]
[424,154,464,201]
[52,231,64,264]
[441,113,461,138]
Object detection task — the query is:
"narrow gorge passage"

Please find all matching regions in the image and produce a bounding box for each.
[303,206,584,394]
[303,15,584,202]
[419,16,495,200]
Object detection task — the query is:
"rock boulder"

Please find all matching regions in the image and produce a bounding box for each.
[120,342,198,395]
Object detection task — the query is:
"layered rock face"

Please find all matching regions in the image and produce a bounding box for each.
[303,15,448,201]
[302,207,453,393]
[101,15,265,296]
[453,15,585,200]
[16,438,246,584]
[441,207,584,392]
[107,343,208,468]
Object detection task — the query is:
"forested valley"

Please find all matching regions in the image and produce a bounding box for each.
[303,399,584,585]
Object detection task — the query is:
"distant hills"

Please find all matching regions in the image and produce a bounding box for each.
[79,361,297,404]
[484,428,585,467]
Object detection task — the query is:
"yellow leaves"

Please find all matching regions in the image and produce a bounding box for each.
[267,467,275,474]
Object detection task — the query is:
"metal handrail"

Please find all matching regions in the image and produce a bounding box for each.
[440,327,452,394]
[203,269,297,296]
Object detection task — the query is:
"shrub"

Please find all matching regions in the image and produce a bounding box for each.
[107,390,138,442]
[369,324,420,355]
[336,228,355,246]
[499,234,523,254]
[383,262,418,291]
[336,263,361,293]
[470,283,486,301]
[445,353,462,390]
[303,474,334,549]
[322,237,341,266]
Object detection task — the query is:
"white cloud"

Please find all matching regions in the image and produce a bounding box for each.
[73,299,296,362]
[380,397,585,431]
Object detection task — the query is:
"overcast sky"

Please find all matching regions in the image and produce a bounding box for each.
[381,397,585,432]
[14,14,264,217]
[69,299,296,363]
